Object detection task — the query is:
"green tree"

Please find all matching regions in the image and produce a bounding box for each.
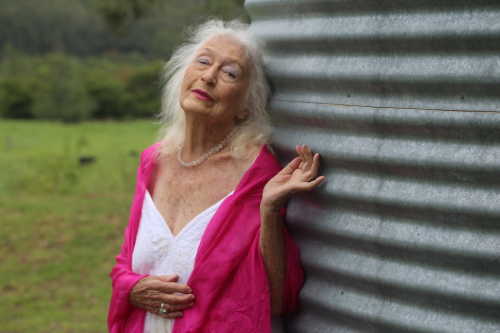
[31,54,95,122]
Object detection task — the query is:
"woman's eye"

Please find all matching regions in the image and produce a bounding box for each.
[197,57,210,65]
[223,68,238,79]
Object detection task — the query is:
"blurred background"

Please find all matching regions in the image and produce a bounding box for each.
[0,0,246,331]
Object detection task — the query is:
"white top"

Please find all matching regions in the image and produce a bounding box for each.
[132,190,232,333]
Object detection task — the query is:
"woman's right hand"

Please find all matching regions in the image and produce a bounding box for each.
[129,274,195,319]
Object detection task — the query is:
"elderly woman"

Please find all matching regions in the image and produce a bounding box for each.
[107,20,324,333]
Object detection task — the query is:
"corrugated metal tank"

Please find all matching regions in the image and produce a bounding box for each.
[245,1,500,332]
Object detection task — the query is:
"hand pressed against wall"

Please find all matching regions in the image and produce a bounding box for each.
[262,144,325,211]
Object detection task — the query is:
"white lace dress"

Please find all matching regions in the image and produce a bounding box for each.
[132,190,232,333]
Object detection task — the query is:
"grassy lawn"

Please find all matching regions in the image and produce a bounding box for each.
[0,120,160,332]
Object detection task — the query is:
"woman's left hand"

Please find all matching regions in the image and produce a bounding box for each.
[261,144,325,212]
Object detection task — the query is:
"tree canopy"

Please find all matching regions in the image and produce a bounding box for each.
[0,0,247,58]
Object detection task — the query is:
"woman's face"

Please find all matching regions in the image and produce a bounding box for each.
[179,35,251,126]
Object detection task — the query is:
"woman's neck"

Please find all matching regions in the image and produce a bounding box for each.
[181,113,235,161]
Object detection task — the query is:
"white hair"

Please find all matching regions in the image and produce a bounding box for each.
[157,19,271,158]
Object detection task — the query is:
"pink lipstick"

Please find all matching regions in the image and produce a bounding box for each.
[192,89,214,101]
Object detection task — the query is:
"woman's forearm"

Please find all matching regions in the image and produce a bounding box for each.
[259,205,286,315]
[259,145,324,315]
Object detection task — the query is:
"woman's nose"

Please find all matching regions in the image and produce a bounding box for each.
[201,66,217,85]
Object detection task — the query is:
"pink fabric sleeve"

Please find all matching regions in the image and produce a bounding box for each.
[107,154,149,333]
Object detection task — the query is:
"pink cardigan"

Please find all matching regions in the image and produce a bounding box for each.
[107,143,304,333]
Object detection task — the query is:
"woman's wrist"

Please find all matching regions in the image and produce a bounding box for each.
[260,200,283,216]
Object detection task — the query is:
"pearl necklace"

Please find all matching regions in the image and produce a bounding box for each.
[176,129,236,167]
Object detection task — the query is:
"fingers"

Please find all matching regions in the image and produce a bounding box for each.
[156,274,179,283]
[303,145,313,166]
[296,144,315,170]
[296,144,306,169]
[296,145,321,178]
[166,301,195,312]
[159,292,195,305]
[130,275,196,320]
[150,275,193,294]
[164,311,184,319]
[148,291,196,319]
[158,282,192,294]
[293,175,325,192]
[156,275,193,294]
[148,303,190,319]
[306,175,326,189]
[306,153,321,181]
[279,156,302,175]
[293,145,326,192]
[146,293,195,319]
[152,300,195,318]
[284,145,315,176]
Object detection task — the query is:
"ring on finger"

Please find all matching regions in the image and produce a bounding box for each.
[159,302,168,314]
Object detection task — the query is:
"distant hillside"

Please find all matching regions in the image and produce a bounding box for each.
[0,0,247,58]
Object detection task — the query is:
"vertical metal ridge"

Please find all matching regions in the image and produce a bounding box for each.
[246,0,500,331]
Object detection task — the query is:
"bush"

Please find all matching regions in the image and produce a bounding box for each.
[31,54,95,122]
[0,77,35,119]
[84,69,127,119]
[0,51,164,121]
[123,61,163,118]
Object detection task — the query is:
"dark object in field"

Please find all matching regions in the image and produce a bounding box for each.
[79,155,96,166]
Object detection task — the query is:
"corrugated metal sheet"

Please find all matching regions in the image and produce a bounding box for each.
[245,1,500,332]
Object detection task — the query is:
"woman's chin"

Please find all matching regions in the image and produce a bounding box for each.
[183,106,211,115]
[182,95,216,109]
[182,101,210,114]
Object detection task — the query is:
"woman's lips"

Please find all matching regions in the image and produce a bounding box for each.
[192,89,214,102]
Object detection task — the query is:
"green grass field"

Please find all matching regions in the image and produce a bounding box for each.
[0,120,160,332]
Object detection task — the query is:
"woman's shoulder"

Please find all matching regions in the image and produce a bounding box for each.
[240,144,282,179]
[138,141,162,167]
[259,144,282,170]
[141,142,162,158]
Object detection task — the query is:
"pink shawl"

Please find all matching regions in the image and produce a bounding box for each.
[107,143,304,333]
